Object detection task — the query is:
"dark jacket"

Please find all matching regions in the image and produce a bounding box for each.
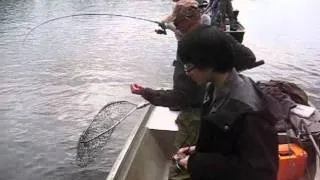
[187,70,278,180]
[140,35,256,110]
[141,58,204,109]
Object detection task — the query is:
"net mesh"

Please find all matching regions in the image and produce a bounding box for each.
[76,101,137,167]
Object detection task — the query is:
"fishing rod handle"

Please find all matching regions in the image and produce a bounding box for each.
[247,60,265,70]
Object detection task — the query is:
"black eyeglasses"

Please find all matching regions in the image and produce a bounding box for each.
[183,63,196,73]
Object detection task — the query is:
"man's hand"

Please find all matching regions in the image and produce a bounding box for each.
[130,83,144,95]
[158,21,166,30]
[178,155,189,169]
[174,146,195,157]
[172,146,195,169]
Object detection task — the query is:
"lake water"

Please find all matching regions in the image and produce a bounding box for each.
[0,0,319,179]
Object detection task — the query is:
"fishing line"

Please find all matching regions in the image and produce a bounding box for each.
[23,13,163,43]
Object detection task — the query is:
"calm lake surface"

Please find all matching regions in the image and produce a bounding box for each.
[0,0,319,179]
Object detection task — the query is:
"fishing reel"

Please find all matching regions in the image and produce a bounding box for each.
[155,22,167,35]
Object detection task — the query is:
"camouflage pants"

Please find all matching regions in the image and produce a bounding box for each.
[169,110,200,180]
[168,163,191,180]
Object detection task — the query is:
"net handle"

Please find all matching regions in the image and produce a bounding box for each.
[80,101,150,143]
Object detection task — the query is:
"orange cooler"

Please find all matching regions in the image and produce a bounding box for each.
[277,143,308,180]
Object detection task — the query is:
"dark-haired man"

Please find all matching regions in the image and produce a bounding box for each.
[173,25,278,180]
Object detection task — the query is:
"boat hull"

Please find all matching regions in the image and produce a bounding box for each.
[106,106,179,180]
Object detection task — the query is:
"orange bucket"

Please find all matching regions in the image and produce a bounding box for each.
[277,143,308,180]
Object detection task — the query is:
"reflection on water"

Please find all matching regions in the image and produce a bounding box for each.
[0,0,319,179]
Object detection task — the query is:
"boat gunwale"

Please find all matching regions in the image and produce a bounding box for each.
[106,105,155,180]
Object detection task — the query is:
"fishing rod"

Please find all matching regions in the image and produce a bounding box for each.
[23,13,167,43]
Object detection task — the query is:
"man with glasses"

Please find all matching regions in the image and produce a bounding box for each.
[173,25,278,180]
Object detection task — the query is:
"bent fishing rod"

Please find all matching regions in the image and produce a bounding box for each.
[23,13,167,43]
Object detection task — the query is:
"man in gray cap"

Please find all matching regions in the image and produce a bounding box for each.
[159,0,211,40]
